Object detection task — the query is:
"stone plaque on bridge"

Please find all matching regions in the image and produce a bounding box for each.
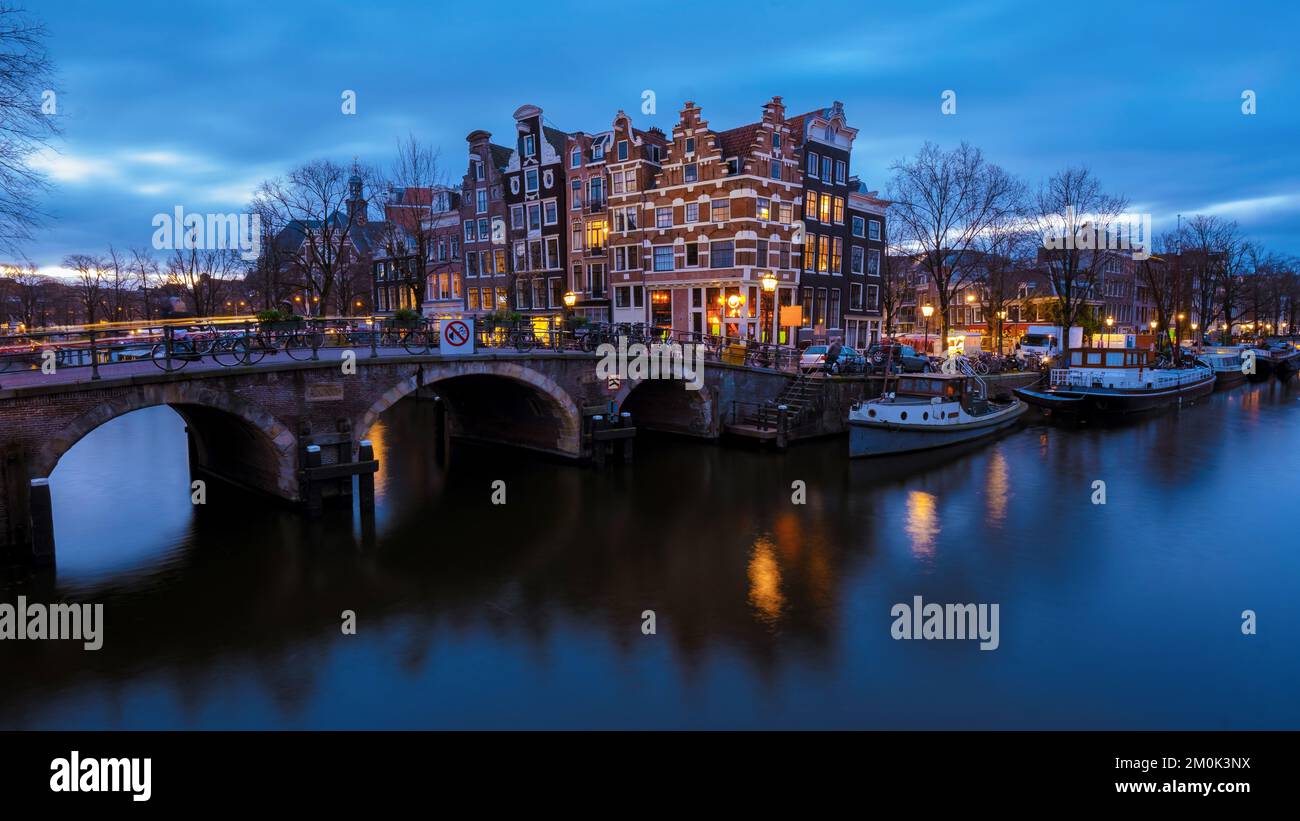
[306,382,345,403]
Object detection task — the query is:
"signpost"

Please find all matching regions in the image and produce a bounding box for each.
[440,319,474,356]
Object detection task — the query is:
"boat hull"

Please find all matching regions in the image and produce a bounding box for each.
[849,402,1026,458]
[1014,373,1215,415]
[1213,369,1248,390]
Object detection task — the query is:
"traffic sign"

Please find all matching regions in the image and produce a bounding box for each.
[440,319,474,355]
[607,375,621,391]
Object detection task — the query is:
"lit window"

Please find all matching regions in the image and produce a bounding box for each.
[757,198,770,221]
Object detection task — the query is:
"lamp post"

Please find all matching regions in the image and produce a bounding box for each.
[997,309,1007,357]
[921,304,934,355]
[1105,316,1114,348]
[761,272,777,344]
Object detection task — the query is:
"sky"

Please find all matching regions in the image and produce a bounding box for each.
[16,0,1300,274]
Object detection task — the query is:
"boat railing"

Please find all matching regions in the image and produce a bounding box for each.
[1051,367,1210,389]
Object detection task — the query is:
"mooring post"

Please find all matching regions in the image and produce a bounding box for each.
[357,439,376,512]
[304,444,323,515]
[370,315,380,359]
[29,478,55,566]
[776,404,789,450]
[620,411,634,463]
[592,415,605,468]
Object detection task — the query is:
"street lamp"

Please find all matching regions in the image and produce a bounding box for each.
[997,309,1007,356]
[1105,316,1114,348]
[921,304,934,355]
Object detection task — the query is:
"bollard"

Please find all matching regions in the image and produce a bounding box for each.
[304,444,323,515]
[591,415,605,468]
[776,404,789,450]
[370,316,380,359]
[29,478,56,566]
[620,411,634,463]
[357,439,375,512]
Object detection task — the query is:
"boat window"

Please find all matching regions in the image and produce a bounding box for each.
[1071,351,1084,366]
[1105,352,1125,366]
[1086,351,1102,365]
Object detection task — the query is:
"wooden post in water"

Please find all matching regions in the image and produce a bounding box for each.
[28,478,55,566]
[357,439,376,513]
[304,444,323,515]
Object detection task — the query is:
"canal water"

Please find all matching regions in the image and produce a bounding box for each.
[1,383,1297,729]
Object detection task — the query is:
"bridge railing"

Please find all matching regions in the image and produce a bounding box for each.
[0,317,804,384]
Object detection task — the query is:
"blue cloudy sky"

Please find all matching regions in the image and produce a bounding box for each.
[19,0,1300,273]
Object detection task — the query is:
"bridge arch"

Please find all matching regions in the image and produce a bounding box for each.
[32,381,299,497]
[616,377,717,438]
[355,360,583,458]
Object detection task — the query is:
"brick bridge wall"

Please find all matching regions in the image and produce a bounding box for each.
[0,353,794,558]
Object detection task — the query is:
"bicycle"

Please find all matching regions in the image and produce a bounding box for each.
[283,326,326,361]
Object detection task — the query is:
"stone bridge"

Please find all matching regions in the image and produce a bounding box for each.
[0,350,799,562]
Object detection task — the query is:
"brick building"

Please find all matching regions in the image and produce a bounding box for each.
[503,104,569,320]
[460,129,513,316]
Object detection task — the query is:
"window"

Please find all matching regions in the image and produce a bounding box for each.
[851,215,865,237]
[807,151,819,177]
[571,179,581,209]
[617,140,628,161]
[523,134,535,157]
[805,191,818,220]
[476,189,487,214]
[779,241,790,269]
[529,240,543,270]
[513,240,526,271]
[867,284,879,310]
[612,171,624,194]
[468,289,480,310]
[544,200,558,225]
[868,249,880,276]
[770,160,781,180]
[851,246,864,274]
[804,235,815,271]
[647,145,660,163]
[466,252,478,277]
[571,148,581,168]
[711,199,730,222]
[779,203,793,224]
[773,133,782,150]
[525,169,539,193]
[684,163,698,183]
[869,219,881,241]
[829,289,841,326]
[801,287,814,326]
[545,237,560,269]
[757,197,770,221]
[625,171,637,193]
[656,207,672,228]
[481,250,493,275]
[835,160,846,184]
[833,196,844,224]
[821,156,832,182]
[653,246,674,272]
[851,282,863,310]
[587,220,607,251]
[615,286,632,309]
[685,137,696,155]
[591,142,605,161]
[727,158,739,176]
[464,220,476,242]
[473,159,484,181]
[615,246,638,271]
[818,236,830,273]
[511,205,524,229]
[527,204,541,231]
[711,240,734,268]
[572,223,583,251]
[831,237,842,274]
[685,242,700,267]
[588,177,604,204]
[819,194,831,223]
[478,218,489,240]
[757,239,769,267]
[495,249,506,274]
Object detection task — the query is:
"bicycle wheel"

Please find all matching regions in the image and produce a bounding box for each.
[151,342,187,371]
[514,331,536,353]
[232,336,266,366]
[402,330,431,354]
[284,330,324,361]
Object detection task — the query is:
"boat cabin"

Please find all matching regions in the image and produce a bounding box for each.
[1068,348,1153,368]
[892,374,990,416]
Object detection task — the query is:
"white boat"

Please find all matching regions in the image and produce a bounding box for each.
[848,373,1026,457]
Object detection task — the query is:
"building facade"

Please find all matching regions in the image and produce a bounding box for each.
[460,129,513,317]
[503,104,569,320]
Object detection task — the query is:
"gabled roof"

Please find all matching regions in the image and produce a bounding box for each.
[716,123,758,158]
[488,143,513,170]
[542,126,568,158]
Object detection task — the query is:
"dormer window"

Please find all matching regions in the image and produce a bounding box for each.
[648,145,660,163]
[472,159,484,181]
[591,143,605,161]
[685,137,696,155]
[570,148,581,168]
[524,135,535,157]
[617,140,628,161]
[773,134,782,151]
[726,158,739,176]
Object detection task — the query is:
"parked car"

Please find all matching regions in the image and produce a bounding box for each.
[867,342,931,373]
[799,344,866,374]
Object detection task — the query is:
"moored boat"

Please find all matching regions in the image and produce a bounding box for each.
[1196,346,1249,390]
[1014,346,1214,416]
[849,373,1026,457]
[1244,339,1300,382]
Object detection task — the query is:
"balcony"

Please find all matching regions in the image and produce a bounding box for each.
[587,199,606,214]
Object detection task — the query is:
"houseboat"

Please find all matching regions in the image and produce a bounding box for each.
[1014,346,1214,416]
[1195,346,1249,390]
[848,373,1026,457]
[1243,339,1300,382]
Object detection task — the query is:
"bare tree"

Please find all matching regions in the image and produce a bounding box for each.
[130,246,159,321]
[878,209,908,338]
[166,247,242,317]
[888,142,1021,349]
[256,160,364,316]
[0,4,59,257]
[1026,166,1128,358]
[63,253,105,324]
[377,134,443,310]
[103,244,133,321]
[972,210,1033,355]
[0,259,44,326]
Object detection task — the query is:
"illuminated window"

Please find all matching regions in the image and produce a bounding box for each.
[805,191,817,220]
[833,196,844,224]
[757,197,771,221]
[819,194,831,223]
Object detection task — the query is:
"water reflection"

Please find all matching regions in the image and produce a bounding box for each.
[2,385,1298,729]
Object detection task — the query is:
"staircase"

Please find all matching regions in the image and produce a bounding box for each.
[741,370,827,432]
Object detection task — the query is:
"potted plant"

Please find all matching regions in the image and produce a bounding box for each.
[256,309,304,331]
[385,308,423,328]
